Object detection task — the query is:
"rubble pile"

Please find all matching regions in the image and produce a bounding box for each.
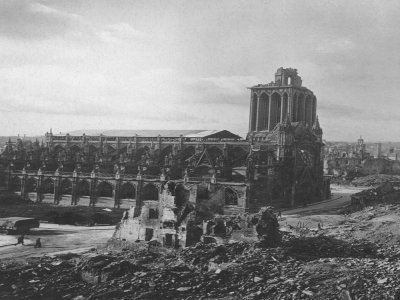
[352,174,400,187]
[349,181,400,210]
[2,234,400,300]
[284,236,378,260]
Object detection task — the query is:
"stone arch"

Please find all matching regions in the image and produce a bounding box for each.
[102,144,116,158]
[225,187,238,205]
[282,93,288,120]
[25,177,36,193]
[305,95,312,126]
[96,181,113,198]
[60,178,72,195]
[119,182,136,199]
[10,176,21,192]
[70,144,81,153]
[270,93,282,129]
[258,93,269,131]
[78,180,90,196]
[297,94,305,122]
[139,145,150,152]
[142,183,159,200]
[42,178,55,194]
[293,93,298,121]
[250,93,258,131]
[53,144,65,153]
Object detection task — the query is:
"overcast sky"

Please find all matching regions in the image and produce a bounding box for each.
[0,0,399,141]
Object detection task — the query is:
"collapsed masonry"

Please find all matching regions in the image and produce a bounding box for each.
[112,181,280,248]
[351,181,400,209]
[113,182,196,248]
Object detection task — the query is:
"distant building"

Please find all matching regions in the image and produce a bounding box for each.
[324,137,370,177]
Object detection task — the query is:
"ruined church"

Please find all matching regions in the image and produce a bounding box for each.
[1,68,330,221]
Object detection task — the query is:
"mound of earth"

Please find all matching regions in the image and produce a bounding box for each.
[352,174,400,187]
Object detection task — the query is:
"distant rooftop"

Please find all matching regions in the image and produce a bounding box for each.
[54,129,243,139]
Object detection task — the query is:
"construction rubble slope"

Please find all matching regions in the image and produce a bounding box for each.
[4,182,400,299]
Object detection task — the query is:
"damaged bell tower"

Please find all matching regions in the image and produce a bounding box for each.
[246,67,330,211]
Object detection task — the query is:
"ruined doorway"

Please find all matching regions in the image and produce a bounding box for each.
[225,187,238,205]
[165,233,173,246]
[145,228,153,241]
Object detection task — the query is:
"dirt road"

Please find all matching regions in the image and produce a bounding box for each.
[0,223,115,261]
[283,184,366,216]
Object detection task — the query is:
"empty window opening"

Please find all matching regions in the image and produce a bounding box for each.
[149,208,158,219]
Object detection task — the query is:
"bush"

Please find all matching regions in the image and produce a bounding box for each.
[91,213,113,225]
[58,211,88,225]
[42,210,90,225]
[42,210,60,223]
[0,193,27,205]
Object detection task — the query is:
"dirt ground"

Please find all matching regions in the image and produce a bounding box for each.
[0,184,363,262]
[0,223,115,262]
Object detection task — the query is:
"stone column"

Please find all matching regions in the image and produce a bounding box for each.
[268,95,273,131]
[158,135,162,153]
[288,93,293,122]
[134,177,143,217]
[222,144,232,179]
[249,94,254,132]
[311,97,316,125]
[54,175,61,204]
[20,173,27,200]
[71,173,78,205]
[89,172,97,207]
[253,96,261,131]
[5,168,12,192]
[310,98,314,126]
[114,176,121,208]
[116,137,120,151]
[256,96,262,131]
[36,174,44,203]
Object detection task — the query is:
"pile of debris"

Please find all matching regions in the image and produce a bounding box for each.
[1,233,398,300]
[352,174,400,187]
[350,181,400,208]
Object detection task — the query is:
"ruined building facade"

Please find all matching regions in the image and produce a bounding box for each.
[1,68,330,217]
[247,68,328,207]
